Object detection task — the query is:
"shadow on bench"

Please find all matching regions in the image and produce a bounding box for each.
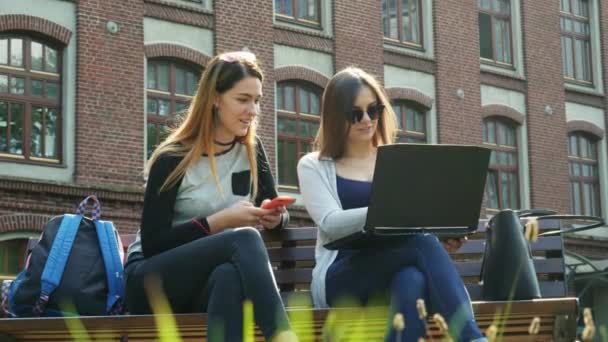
[0,218,578,341]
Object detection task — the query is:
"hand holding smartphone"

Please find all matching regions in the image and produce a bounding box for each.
[261,196,296,209]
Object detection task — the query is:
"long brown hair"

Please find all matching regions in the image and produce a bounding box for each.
[316,67,398,159]
[147,51,263,197]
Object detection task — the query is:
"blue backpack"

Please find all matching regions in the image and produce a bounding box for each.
[6,196,125,317]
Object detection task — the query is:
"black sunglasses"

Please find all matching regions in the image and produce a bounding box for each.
[349,104,385,123]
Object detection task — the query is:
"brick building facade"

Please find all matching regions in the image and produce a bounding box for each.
[1,0,607,328]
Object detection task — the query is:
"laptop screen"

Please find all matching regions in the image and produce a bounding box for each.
[365,144,491,231]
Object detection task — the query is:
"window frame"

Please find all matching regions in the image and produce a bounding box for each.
[0,35,63,166]
[0,238,28,279]
[274,0,323,29]
[146,58,201,158]
[560,0,593,85]
[568,132,601,216]
[483,117,520,210]
[382,0,424,49]
[478,0,514,68]
[391,100,427,143]
[276,81,322,189]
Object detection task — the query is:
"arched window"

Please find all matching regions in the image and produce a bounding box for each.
[483,117,519,209]
[392,100,427,143]
[0,35,62,163]
[568,132,601,216]
[146,59,201,158]
[276,81,322,187]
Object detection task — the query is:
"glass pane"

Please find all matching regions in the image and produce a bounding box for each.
[410,0,419,42]
[283,85,295,111]
[308,0,316,20]
[402,0,411,41]
[186,71,198,96]
[571,182,582,214]
[499,0,510,14]
[0,74,7,93]
[10,39,23,67]
[299,88,310,113]
[509,152,518,166]
[158,64,169,92]
[158,99,170,115]
[31,107,43,157]
[275,0,281,14]
[45,46,58,73]
[0,102,7,152]
[588,140,597,159]
[501,172,510,209]
[579,136,588,157]
[382,0,389,36]
[490,150,497,165]
[310,92,320,115]
[505,125,516,146]
[276,85,284,110]
[277,117,297,135]
[562,37,574,78]
[297,0,306,19]
[0,39,7,64]
[147,98,158,114]
[10,77,24,95]
[568,135,577,156]
[31,42,43,71]
[575,39,591,81]
[175,67,186,95]
[406,108,415,131]
[592,183,600,216]
[572,0,580,16]
[414,111,424,132]
[561,0,570,12]
[389,0,398,39]
[9,103,24,154]
[147,123,158,159]
[572,162,581,176]
[46,82,59,100]
[31,80,43,97]
[510,173,518,208]
[486,121,496,143]
[582,164,590,177]
[584,183,592,216]
[44,108,57,158]
[579,0,589,17]
[286,141,297,185]
[284,0,293,16]
[485,171,498,208]
[498,20,511,63]
[479,13,493,59]
[147,64,156,89]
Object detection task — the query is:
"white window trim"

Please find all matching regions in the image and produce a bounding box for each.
[383,0,434,60]
[563,0,604,95]
[479,0,525,79]
[165,0,212,12]
[273,0,333,38]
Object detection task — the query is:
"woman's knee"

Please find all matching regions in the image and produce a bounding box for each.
[231,227,266,250]
[208,263,242,294]
[413,234,442,250]
[394,267,426,289]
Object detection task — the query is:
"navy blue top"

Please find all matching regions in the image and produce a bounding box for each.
[336,175,372,210]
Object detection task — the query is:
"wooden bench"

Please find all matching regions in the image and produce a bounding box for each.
[0,218,579,341]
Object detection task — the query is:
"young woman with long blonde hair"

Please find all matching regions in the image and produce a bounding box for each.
[125,51,297,342]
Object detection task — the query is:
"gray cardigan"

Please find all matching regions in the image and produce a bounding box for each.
[297,152,368,308]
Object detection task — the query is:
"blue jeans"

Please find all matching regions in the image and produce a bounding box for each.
[326,234,484,342]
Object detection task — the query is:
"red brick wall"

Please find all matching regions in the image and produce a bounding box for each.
[75,0,145,188]
[434,0,483,146]
[334,0,384,81]
[214,0,277,172]
[521,0,570,213]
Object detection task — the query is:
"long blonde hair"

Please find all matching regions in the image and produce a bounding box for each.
[147,52,263,197]
[316,67,398,159]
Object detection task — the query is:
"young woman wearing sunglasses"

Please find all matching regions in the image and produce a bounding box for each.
[296,67,487,342]
[124,51,297,342]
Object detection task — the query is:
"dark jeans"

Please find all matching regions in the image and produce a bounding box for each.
[125,227,290,342]
[326,234,483,342]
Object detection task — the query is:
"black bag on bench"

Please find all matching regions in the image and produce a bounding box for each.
[480,209,603,301]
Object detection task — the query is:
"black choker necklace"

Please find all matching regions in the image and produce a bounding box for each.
[214,139,235,146]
